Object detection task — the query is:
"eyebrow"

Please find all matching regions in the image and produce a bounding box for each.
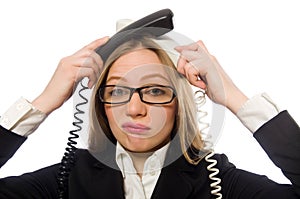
[106,73,170,84]
[106,75,127,83]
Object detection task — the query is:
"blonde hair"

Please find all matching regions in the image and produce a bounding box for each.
[88,37,205,165]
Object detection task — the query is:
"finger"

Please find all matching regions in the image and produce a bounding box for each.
[180,49,201,62]
[60,55,98,86]
[75,67,98,88]
[186,72,207,89]
[185,71,206,89]
[90,51,104,75]
[190,75,207,90]
[175,42,199,52]
[72,50,103,76]
[185,65,198,83]
[196,40,210,54]
[86,36,110,50]
[79,36,110,53]
[198,81,207,90]
[176,40,212,60]
[176,55,187,76]
[189,58,211,83]
[183,62,207,89]
[176,47,200,75]
[74,56,101,80]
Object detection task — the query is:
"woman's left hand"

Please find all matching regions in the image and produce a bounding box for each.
[175,40,248,114]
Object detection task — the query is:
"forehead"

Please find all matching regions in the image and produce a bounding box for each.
[106,49,171,85]
[113,48,161,66]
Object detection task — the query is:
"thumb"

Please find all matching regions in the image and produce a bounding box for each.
[84,36,110,51]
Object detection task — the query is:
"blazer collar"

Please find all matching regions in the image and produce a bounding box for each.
[84,136,201,199]
[151,136,197,198]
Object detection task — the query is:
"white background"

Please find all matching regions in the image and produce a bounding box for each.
[0,0,299,184]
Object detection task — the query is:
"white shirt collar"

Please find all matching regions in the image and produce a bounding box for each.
[115,141,170,178]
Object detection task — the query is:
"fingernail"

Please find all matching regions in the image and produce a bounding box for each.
[174,46,181,51]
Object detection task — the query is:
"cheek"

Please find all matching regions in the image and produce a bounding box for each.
[148,106,175,135]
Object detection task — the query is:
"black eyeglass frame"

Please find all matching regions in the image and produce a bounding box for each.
[98,85,177,105]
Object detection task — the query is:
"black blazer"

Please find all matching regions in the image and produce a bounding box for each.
[0,111,300,199]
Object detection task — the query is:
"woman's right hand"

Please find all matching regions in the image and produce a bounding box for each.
[32,36,109,114]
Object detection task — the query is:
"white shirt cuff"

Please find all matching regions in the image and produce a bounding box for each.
[0,97,47,137]
[236,93,281,133]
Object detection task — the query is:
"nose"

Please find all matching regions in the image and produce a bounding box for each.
[126,92,147,118]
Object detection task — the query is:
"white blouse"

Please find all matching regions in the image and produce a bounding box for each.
[116,142,169,199]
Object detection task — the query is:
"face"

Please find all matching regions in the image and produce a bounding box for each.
[104,49,177,153]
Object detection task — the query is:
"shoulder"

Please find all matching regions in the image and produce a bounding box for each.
[202,152,236,174]
[212,153,236,168]
[74,149,99,167]
[185,149,236,170]
[171,150,236,176]
[73,148,119,170]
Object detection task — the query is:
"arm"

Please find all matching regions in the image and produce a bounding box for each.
[0,121,59,198]
[32,37,109,114]
[175,41,300,197]
[0,101,60,198]
[175,40,248,114]
[0,37,109,198]
[254,110,300,196]
[0,37,108,164]
[213,111,300,199]
[0,126,26,167]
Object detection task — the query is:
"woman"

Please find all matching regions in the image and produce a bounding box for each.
[0,35,299,199]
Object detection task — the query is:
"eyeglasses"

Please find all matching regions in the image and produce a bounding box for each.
[98,85,176,104]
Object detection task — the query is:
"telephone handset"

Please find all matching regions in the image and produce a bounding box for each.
[57,9,174,199]
[95,8,174,62]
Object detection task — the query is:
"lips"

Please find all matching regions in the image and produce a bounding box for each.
[121,122,151,134]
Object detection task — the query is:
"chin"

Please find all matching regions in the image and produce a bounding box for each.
[121,135,148,149]
[125,143,153,153]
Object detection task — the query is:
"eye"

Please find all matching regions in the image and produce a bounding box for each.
[144,87,166,96]
[109,87,129,96]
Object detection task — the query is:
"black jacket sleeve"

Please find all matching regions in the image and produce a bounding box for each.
[0,125,59,199]
[254,110,300,196]
[0,125,26,168]
[218,110,300,198]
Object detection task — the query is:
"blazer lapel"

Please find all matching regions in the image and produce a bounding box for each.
[71,137,210,199]
[69,147,125,199]
[91,162,125,199]
[150,135,212,199]
[91,145,125,199]
[151,158,196,199]
[150,137,196,199]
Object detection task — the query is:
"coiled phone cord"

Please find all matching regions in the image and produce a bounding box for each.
[195,90,222,199]
[205,151,223,199]
[57,81,88,199]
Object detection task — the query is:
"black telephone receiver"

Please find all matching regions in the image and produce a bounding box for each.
[95,8,174,62]
[57,8,174,199]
